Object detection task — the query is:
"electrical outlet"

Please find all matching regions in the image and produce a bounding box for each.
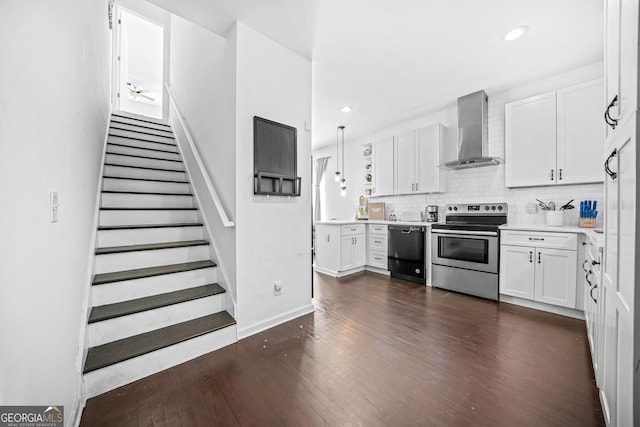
[525,202,538,214]
[273,282,282,296]
[50,190,59,223]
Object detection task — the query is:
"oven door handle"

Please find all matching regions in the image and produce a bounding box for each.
[431,229,498,237]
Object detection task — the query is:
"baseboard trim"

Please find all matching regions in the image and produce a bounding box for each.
[500,295,585,319]
[237,303,315,340]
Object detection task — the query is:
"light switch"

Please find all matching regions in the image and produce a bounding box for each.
[50,190,59,223]
[525,202,537,214]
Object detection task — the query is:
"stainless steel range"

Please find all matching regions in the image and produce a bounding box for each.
[431,203,508,300]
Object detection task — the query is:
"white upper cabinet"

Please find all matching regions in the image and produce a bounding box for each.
[416,124,444,193]
[394,124,444,194]
[394,131,416,194]
[604,0,638,146]
[372,136,394,196]
[505,79,604,187]
[505,91,557,187]
[556,79,605,184]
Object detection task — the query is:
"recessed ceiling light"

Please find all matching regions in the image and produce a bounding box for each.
[503,26,529,41]
[340,106,352,113]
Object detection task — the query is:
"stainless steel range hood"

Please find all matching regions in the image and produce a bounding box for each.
[440,90,502,170]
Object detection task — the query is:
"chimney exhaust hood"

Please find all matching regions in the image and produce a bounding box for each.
[440,90,502,170]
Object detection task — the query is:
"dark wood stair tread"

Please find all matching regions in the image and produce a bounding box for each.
[106,152,183,163]
[83,311,235,373]
[102,175,189,184]
[104,163,186,173]
[102,190,192,196]
[96,239,209,255]
[110,120,173,134]
[107,142,179,155]
[98,222,202,230]
[112,114,171,128]
[110,126,175,139]
[89,283,225,323]
[92,260,216,285]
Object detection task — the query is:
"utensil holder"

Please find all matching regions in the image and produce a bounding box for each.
[579,217,596,228]
[546,211,564,226]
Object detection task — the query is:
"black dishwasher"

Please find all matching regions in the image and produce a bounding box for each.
[388,225,426,284]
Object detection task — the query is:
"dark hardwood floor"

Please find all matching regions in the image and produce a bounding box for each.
[81,272,604,426]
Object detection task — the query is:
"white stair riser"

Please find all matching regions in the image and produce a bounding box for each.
[103,178,191,194]
[108,135,177,153]
[104,165,187,182]
[107,144,181,161]
[101,192,194,208]
[110,122,174,137]
[92,267,218,306]
[99,209,199,226]
[109,129,175,145]
[110,118,171,132]
[98,226,203,247]
[94,245,210,274]
[84,325,236,398]
[106,153,184,171]
[88,294,225,347]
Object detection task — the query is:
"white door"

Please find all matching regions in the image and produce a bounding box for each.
[505,92,557,187]
[617,0,639,127]
[340,236,355,271]
[556,79,604,185]
[394,131,416,194]
[601,114,636,427]
[533,248,577,308]
[352,235,366,267]
[416,124,442,193]
[372,137,394,196]
[116,9,164,119]
[499,245,535,299]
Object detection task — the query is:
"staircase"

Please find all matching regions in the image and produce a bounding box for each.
[83,112,236,398]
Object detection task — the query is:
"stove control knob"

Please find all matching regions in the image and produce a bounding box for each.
[491,206,496,211]
[448,206,453,211]
[485,206,490,211]
[498,205,503,211]
[453,206,458,211]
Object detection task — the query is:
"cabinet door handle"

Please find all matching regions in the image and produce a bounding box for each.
[582,260,591,272]
[415,183,419,191]
[586,270,593,287]
[550,169,554,181]
[590,284,598,304]
[605,148,618,180]
[559,168,563,180]
[529,237,545,241]
[411,183,415,191]
[538,252,541,263]
[529,251,533,263]
[327,235,330,242]
[604,95,618,129]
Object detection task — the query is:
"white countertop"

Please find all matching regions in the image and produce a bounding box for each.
[500,224,604,249]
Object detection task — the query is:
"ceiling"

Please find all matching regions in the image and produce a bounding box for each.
[147,0,603,148]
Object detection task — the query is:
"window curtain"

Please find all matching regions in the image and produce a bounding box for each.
[314,156,330,221]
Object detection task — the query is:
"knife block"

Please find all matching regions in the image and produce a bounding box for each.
[579,217,596,228]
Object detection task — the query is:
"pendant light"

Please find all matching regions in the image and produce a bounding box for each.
[334,126,341,182]
[338,126,347,197]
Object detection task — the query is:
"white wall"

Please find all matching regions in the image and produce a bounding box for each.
[169,15,238,301]
[234,22,313,337]
[0,0,110,424]
[314,63,604,227]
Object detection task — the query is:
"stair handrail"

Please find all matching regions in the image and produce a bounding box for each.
[165,84,235,228]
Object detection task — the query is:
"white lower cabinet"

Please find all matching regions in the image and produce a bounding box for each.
[341,234,366,271]
[315,223,366,276]
[500,231,578,309]
[367,224,388,270]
